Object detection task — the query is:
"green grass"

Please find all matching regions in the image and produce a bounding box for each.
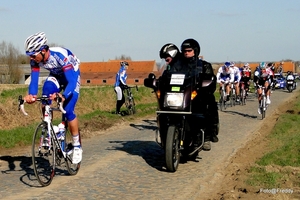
[245,92,300,188]
[0,85,158,149]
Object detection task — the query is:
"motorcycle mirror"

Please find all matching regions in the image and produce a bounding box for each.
[144,78,156,89]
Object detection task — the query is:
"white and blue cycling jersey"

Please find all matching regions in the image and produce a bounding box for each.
[216,66,234,83]
[231,66,241,82]
[114,66,127,87]
[29,47,80,98]
[29,47,80,121]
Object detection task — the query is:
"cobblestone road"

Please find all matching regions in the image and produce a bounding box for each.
[0,89,297,200]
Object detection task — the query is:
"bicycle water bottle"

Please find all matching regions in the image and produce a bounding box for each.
[58,122,66,150]
[53,125,60,139]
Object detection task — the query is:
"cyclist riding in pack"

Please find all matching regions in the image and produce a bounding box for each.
[240,63,252,95]
[216,61,234,101]
[23,32,82,164]
[229,62,241,102]
[253,62,272,114]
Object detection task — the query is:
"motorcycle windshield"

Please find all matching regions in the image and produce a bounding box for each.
[158,59,168,76]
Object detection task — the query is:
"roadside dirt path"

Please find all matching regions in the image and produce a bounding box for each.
[0,89,298,200]
[202,89,300,200]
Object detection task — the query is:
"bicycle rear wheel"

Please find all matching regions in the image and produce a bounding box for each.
[64,129,81,175]
[219,90,225,111]
[126,95,136,115]
[129,96,136,114]
[230,89,235,107]
[241,88,246,105]
[32,122,55,187]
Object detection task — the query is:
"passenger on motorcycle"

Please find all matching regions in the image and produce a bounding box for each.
[230,62,241,102]
[179,38,219,150]
[216,62,234,101]
[253,62,272,114]
[240,63,252,95]
[159,43,181,74]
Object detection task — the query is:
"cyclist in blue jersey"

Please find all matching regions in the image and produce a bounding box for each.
[114,61,129,115]
[23,32,82,164]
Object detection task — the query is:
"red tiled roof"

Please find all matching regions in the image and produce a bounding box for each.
[80,60,159,85]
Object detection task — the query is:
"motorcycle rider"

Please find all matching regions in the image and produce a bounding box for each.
[177,38,219,151]
[286,71,296,90]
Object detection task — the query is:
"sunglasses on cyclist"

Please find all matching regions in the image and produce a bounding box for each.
[30,51,41,59]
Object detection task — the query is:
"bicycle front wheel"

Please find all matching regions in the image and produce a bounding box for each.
[32,122,55,187]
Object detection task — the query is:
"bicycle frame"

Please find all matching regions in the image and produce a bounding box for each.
[18,95,80,186]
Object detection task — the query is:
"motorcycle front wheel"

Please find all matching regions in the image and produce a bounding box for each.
[165,125,180,172]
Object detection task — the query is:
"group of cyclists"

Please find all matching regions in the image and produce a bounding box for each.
[216,61,252,102]
[216,61,280,114]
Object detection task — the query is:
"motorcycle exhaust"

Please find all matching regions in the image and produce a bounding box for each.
[155,129,162,148]
[188,129,205,156]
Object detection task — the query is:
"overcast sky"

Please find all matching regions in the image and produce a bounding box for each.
[0,0,299,63]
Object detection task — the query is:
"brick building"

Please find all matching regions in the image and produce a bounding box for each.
[80,60,159,85]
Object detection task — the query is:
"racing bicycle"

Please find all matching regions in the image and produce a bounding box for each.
[124,85,138,115]
[18,95,81,187]
[258,86,268,119]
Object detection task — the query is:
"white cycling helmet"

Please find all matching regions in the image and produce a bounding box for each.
[24,32,48,55]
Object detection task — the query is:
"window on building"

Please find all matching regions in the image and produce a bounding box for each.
[135,79,139,83]
[25,75,30,80]
[103,80,107,83]
[87,80,90,83]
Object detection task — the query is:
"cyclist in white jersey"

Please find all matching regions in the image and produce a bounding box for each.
[230,62,241,102]
[23,32,82,164]
[216,61,234,101]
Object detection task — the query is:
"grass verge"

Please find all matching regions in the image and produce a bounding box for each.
[245,93,300,189]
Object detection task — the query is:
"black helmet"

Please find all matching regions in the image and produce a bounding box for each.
[120,61,129,66]
[181,38,200,56]
[159,43,179,59]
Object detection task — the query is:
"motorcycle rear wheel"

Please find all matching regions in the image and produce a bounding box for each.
[165,125,180,172]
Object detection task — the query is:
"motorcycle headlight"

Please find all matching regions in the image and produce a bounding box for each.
[164,93,184,107]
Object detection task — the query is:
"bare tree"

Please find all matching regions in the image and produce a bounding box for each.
[115,55,132,60]
[0,41,23,83]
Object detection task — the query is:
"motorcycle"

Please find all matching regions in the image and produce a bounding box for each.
[286,74,296,93]
[144,69,214,172]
